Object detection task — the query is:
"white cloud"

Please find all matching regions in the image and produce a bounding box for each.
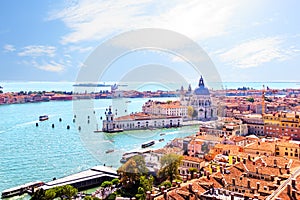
[18,45,56,57]
[35,61,64,72]
[218,37,299,68]
[68,45,93,53]
[48,0,241,44]
[3,44,16,52]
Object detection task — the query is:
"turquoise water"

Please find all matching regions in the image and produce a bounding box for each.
[1,81,299,198]
[0,97,199,197]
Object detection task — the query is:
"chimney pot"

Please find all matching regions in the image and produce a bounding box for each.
[287,184,291,195]
[292,178,296,187]
[247,179,251,188]
[257,182,260,190]
[163,190,168,200]
[189,183,193,191]
[277,178,281,185]
[232,178,236,186]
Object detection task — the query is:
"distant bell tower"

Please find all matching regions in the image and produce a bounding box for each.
[103,106,115,131]
[199,76,205,87]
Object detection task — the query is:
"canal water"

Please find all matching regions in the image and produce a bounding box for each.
[0,97,199,198]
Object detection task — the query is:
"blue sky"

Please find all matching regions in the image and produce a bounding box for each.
[0,0,299,82]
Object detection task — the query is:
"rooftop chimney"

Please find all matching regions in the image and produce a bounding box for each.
[163,190,168,200]
[277,178,281,185]
[279,166,282,175]
[271,175,275,181]
[146,191,151,200]
[248,154,251,161]
[256,167,259,174]
[232,178,236,186]
[292,178,296,188]
[189,183,193,192]
[257,182,260,191]
[160,186,165,193]
[243,158,247,164]
[274,159,277,167]
[287,184,291,196]
[247,179,251,188]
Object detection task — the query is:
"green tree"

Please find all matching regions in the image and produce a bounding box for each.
[30,189,45,200]
[188,167,198,179]
[118,155,148,185]
[246,97,254,102]
[135,187,146,200]
[139,175,153,193]
[158,153,183,182]
[101,181,112,188]
[112,178,120,185]
[61,185,78,200]
[44,189,56,200]
[160,180,172,188]
[187,106,194,119]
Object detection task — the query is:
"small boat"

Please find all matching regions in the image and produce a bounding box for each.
[160,133,166,136]
[159,138,165,142]
[39,115,49,121]
[107,128,123,133]
[125,100,131,103]
[105,149,114,154]
[141,140,155,148]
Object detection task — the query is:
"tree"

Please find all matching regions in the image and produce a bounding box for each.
[158,153,183,182]
[101,181,112,188]
[188,168,198,179]
[44,189,56,200]
[118,155,148,183]
[30,189,45,200]
[135,187,146,200]
[84,196,101,200]
[61,185,78,200]
[139,175,154,193]
[246,97,254,103]
[187,106,194,119]
[112,178,120,185]
[160,180,172,188]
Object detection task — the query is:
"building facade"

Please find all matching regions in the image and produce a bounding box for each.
[102,106,183,132]
[181,76,217,121]
[263,111,300,140]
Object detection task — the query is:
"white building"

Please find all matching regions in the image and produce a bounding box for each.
[142,100,187,118]
[102,107,183,132]
[181,76,217,121]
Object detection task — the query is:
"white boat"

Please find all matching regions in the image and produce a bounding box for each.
[39,115,49,121]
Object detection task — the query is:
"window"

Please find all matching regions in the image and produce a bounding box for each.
[285,152,288,156]
[290,153,293,156]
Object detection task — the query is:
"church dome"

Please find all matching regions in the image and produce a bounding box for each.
[194,76,210,95]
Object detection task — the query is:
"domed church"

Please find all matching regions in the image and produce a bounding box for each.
[181,76,217,121]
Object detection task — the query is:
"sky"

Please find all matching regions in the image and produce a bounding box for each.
[0,0,300,83]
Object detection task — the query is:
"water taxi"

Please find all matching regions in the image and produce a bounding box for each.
[141,140,155,148]
[39,115,49,121]
[105,149,114,154]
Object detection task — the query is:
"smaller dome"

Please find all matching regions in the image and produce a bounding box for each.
[193,76,210,95]
[194,87,210,95]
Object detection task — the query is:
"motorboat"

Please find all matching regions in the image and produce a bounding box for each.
[39,115,49,121]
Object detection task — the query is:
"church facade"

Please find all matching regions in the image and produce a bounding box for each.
[181,76,217,121]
